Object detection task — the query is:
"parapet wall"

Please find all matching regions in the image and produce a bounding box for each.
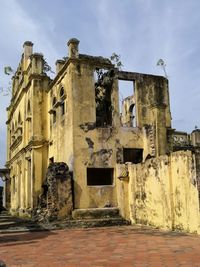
[116,151,200,233]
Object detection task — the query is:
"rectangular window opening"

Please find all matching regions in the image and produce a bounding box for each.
[118,80,136,127]
[87,168,114,186]
[94,69,112,127]
[123,148,143,164]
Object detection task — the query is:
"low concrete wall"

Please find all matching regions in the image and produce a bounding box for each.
[116,151,200,234]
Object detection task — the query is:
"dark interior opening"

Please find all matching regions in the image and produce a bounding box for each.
[95,69,114,127]
[87,168,114,186]
[61,102,65,115]
[53,112,56,123]
[123,148,143,164]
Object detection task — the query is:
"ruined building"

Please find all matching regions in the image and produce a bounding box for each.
[3,39,200,232]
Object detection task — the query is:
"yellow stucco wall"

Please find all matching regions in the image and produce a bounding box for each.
[7,39,199,229]
[6,42,51,216]
[116,151,200,234]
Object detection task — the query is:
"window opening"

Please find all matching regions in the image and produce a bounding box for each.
[60,87,64,97]
[18,112,22,124]
[94,69,114,127]
[27,100,31,115]
[123,148,143,164]
[118,80,136,127]
[52,97,57,107]
[61,102,65,115]
[53,112,56,123]
[129,104,136,127]
[87,168,114,186]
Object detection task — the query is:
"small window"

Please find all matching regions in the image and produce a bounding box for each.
[52,97,57,107]
[87,168,114,186]
[12,176,16,193]
[53,111,56,123]
[27,100,31,115]
[61,102,65,115]
[18,112,22,124]
[123,148,143,164]
[60,87,64,97]
[129,104,136,127]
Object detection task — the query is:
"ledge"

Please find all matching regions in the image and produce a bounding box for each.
[10,135,22,151]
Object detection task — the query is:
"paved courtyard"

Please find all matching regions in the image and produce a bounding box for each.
[0,225,200,267]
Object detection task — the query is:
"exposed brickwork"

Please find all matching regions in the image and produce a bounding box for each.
[1,226,200,266]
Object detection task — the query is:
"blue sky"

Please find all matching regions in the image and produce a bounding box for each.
[0,0,200,168]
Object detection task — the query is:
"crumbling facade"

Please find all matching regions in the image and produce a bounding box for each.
[4,39,200,233]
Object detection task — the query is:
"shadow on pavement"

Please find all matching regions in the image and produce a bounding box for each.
[0,230,56,247]
[0,212,58,246]
[0,212,57,247]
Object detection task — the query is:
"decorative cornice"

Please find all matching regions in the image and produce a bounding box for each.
[7,139,49,165]
[10,136,22,151]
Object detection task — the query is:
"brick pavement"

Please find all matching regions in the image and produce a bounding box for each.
[0,226,200,267]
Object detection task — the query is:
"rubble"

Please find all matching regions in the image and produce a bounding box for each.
[33,162,73,222]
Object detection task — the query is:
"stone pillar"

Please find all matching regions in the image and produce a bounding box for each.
[23,41,33,60]
[67,38,80,59]
[191,129,200,146]
[23,41,33,70]
[56,59,65,74]
[31,53,44,74]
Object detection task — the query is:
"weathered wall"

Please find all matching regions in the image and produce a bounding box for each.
[71,60,148,209]
[34,162,72,221]
[8,39,191,221]
[7,42,51,216]
[48,65,74,169]
[116,151,200,233]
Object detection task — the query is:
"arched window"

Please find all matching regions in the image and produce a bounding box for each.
[129,104,136,127]
[60,87,65,97]
[52,97,57,107]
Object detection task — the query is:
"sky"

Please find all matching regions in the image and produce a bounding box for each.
[0,0,200,169]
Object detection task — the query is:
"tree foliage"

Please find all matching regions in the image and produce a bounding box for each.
[43,59,55,74]
[110,53,123,70]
